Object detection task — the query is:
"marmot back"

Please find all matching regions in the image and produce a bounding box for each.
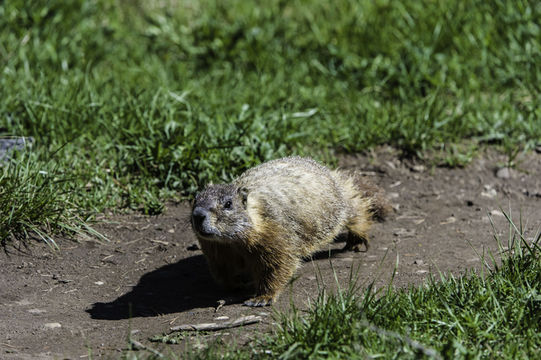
[191,156,389,306]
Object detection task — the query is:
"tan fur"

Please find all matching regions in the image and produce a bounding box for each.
[191,157,389,306]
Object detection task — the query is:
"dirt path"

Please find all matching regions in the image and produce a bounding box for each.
[1,148,540,359]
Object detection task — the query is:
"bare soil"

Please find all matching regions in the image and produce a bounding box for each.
[1,148,540,359]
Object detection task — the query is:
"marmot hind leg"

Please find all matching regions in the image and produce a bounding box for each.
[344,214,372,252]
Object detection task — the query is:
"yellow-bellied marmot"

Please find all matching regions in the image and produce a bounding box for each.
[191,156,389,306]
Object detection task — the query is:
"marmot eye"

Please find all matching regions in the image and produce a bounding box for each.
[224,200,233,209]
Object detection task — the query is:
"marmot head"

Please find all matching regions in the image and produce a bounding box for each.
[191,184,251,243]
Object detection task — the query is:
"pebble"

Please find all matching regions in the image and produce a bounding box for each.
[440,216,457,225]
[489,209,505,217]
[43,322,61,330]
[393,228,416,237]
[411,164,426,173]
[15,299,33,306]
[28,309,46,314]
[481,185,497,198]
[496,167,511,179]
[387,192,400,199]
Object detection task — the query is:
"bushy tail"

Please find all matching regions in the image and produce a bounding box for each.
[333,169,391,222]
[330,168,391,252]
[353,176,391,222]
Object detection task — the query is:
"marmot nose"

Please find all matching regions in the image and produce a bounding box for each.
[192,207,208,229]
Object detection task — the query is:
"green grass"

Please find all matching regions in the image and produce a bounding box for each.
[135,213,541,360]
[0,150,100,247]
[1,3,539,357]
[1,0,540,241]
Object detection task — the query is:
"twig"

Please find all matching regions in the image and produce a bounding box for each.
[215,299,226,312]
[129,338,164,358]
[362,320,442,359]
[150,239,169,246]
[170,315,262,332]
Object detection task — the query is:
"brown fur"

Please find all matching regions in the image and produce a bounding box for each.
[191,157,389,306]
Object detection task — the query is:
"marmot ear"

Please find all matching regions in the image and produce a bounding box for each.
[238,187,248,208]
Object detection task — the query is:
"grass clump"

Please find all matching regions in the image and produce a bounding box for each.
[259,215,540,359]
[1,0,541,243]
[0,151,95,248]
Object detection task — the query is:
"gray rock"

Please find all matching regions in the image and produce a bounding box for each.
[0,137,34,162]
[496,167,511,179]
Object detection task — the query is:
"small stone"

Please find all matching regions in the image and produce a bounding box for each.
[15,299,33,306]
[440,216,457,225]
[496,167,511,179]
[43,322,61,330]
[387,192,399,199]
[481,186,497,198]
[94,281,104,286]
[393,228,416,237]
[28,308,47,314]
[489,210,505,217]
[192,342,207,351]
[168,228,175,233]
[411,164,426,173]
